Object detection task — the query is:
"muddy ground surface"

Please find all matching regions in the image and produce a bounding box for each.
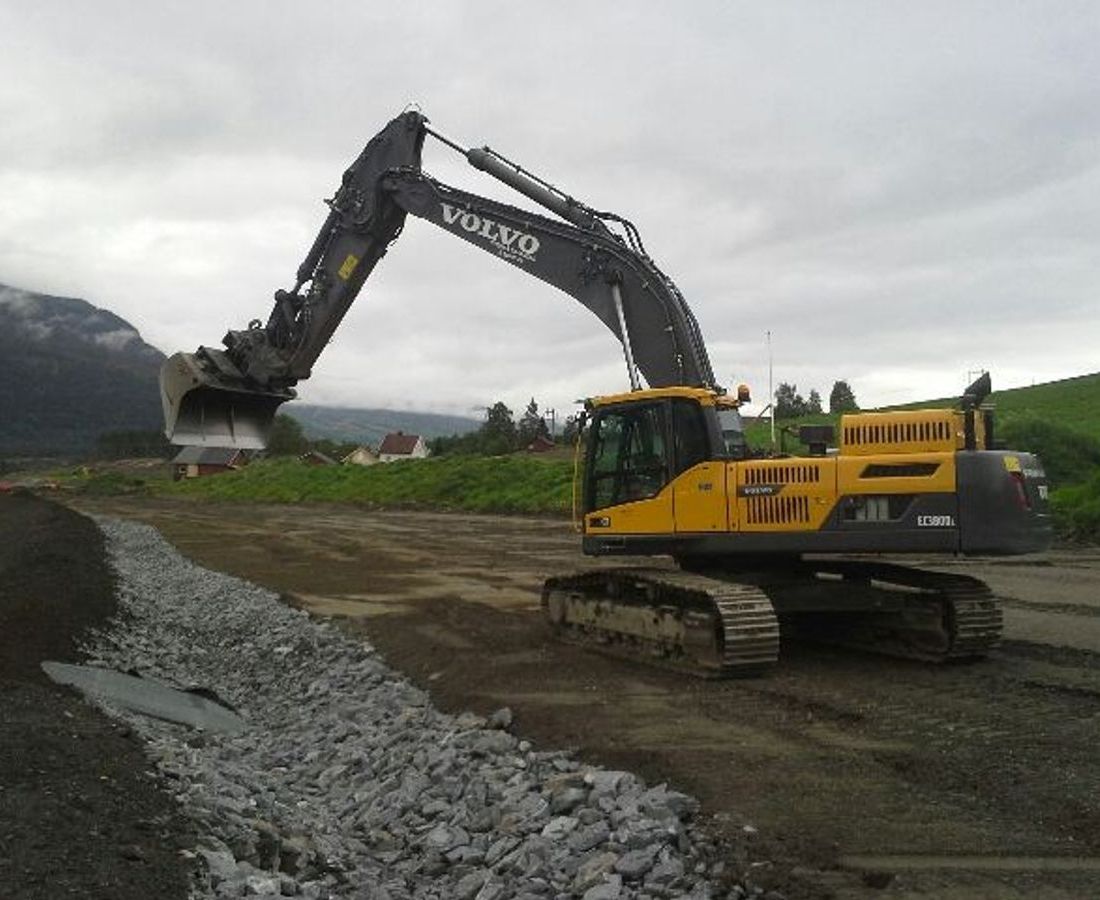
[73,497,1100,900]
[0,494,194,899]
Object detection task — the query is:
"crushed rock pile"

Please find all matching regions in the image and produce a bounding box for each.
[83,519,746,899]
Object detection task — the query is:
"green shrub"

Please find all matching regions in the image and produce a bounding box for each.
[999,416,1100,488]
[1051,473,1100,543]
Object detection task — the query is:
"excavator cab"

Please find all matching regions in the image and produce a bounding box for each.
[581,388,727,523]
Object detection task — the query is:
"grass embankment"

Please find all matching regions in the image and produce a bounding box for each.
[165,455,576,516]
[910,373,1100,442]
[896,374,1100,540]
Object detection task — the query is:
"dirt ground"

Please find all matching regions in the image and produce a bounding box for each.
[71,497,1100,899]
[0,494,194,900]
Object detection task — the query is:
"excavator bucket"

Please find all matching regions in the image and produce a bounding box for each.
[160,351,293,449]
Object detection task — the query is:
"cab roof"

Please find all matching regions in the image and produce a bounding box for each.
[587,386,724,408]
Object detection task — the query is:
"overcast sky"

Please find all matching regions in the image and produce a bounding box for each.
[1,2,1097,422]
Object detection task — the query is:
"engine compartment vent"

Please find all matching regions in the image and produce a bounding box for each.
[840,410,959,456]
[743,464,822,485]
[746,495,812,525]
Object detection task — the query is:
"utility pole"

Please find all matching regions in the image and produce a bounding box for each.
[767,330,775,448]
[544,407,556,437]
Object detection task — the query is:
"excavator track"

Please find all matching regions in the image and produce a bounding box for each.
[541,567,780,677]
[786,561,1004,663]
[544,561,1001,676]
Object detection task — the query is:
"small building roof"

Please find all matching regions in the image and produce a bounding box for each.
[172,446,242,466]
[342,445,379,462]
[526,434,556,453]
[378,432,422,455]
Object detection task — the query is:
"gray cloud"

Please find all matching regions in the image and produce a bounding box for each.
[1,1,1097,420]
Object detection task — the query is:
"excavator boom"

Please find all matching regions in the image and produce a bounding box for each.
[162,111,715,447]
[161,112,427,447]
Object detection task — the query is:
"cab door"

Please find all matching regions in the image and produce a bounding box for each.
[673,462,727,531]
[670,398,727,532]
[584,401,674,535]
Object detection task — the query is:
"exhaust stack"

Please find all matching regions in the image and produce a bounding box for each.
[160,351,294,449]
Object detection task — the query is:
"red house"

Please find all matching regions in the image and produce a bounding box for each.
[171,446,247,480]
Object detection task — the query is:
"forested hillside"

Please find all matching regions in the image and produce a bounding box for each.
[0,284,164,455]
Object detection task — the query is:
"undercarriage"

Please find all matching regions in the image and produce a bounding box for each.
[543,569,781,675]
[542,559,1003,676]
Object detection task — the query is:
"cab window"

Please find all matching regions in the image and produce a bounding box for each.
[717,406,749,459]
[587,403,669,510]
[671,398,711,475]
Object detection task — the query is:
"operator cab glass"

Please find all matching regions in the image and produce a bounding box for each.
[585,396,724,512]
[717,405,749,459]
[586,403,669,510]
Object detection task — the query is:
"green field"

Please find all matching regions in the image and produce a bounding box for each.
[744,372,1100,447]
[894,372,1100,441]
[164,454,576,516]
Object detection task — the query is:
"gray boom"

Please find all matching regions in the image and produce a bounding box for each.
[161,111,717,448]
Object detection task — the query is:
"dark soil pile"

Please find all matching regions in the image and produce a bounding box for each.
[0,493,194,899]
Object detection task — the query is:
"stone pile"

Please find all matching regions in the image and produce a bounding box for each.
[84,519,738,899]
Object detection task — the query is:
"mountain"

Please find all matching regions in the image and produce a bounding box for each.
[0,283,165,456]
[0,282,479,456]
[291,404,479,445]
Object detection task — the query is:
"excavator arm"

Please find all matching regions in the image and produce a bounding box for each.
[159,111,1052,681]
[161,111,717,447]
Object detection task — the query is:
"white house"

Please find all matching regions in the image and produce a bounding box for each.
[377,432,429,463]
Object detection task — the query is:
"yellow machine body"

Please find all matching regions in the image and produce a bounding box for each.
[579,388,1048,558]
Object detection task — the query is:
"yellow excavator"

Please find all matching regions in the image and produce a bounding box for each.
[161,111,1051,675]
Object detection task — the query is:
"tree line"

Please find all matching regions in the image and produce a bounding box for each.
[429,399,554,456]
[250,399,560,459]
[774,380,859,419]
[91,398,561,462]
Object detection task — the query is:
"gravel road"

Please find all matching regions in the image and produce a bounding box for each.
[71,497,1100,900]
[80,517,735,899]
